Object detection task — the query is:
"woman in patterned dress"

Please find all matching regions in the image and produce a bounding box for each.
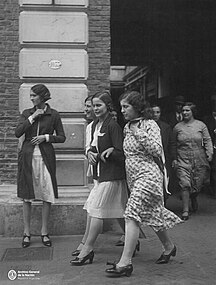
[15,84,66,248]
[106,91,182,277]
[172,102,213,220]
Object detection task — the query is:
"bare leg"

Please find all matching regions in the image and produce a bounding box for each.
[116,218,125,243]
[155,229,174,254]
[117,219,139,267]
[23,201,31,239]
[78,217,103,258]
[41,201,51,241]
[76,213,92,251]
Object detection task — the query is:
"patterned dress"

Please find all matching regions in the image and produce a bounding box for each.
[123,119,182,232]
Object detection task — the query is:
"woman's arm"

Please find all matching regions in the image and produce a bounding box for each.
[202,123,213,162]
[48,112,66,143]
[100,123,125,163]
[85,122,93,155]
[133,120,162,157]
[15,111,33,138]
[15,109,45,138]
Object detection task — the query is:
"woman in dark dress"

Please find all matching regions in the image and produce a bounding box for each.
[15,84,66,248]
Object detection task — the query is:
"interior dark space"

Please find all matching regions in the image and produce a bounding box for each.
[111,0,216,117]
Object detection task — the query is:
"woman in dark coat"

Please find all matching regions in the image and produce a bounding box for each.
[15,84,66,248]
[70,90,128,266]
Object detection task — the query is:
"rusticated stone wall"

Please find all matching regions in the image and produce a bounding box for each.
[0,0,111,184]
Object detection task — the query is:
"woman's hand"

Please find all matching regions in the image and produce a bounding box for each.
[100,147,114,163]
[31,135,46,145]
[87,151,98,165]
[32,109,44,120]
[172,159,178,169]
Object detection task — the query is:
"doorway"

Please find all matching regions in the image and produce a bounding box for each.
[111,0,216,118]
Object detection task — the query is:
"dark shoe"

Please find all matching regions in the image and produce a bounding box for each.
[22,234,31,248]
[105,262,133,277]
[181,211,189,221]
[41,234,52,247]
[70,250,94,266]
[132,240,140,257]
[155,245,177,264]
[191,197,198,212]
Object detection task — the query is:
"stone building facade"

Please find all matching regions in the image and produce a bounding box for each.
[0,0,111,236]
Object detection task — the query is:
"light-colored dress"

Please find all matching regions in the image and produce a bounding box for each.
[25,121,55,204]
[123,119,181,232]
[84,121,128,219]
[173,120,213,193]
[31,145,55,203]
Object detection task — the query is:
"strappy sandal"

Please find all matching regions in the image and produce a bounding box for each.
[22,234,31,248]
[41,234,52,247]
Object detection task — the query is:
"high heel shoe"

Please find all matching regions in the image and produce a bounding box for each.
[70,250,94,266]
[71,241,84,256]
[22,234,31,248]
[41,234,52,247]
[105,262,133,277]
[155,245,177,264]
[132,240,140,257]
[181,211,189,221]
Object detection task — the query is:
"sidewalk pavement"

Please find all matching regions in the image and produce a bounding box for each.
[0,193,216,285]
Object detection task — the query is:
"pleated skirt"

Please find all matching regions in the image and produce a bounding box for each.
[84,179,128,219]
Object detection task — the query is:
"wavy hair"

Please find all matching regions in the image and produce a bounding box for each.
[183,102,197,117]
[120,90,153,119]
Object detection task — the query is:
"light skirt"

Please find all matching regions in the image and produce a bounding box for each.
[84,179,128,219]
[24,145,55,203]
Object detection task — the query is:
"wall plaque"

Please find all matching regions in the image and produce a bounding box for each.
[48,60,62,69]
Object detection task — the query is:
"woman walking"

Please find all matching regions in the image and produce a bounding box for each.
[172,102,213,220]
[106,91,182,277]
[15,84,66,248]
[70,90,128,266]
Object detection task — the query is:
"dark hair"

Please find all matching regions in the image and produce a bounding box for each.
[31,84,51,102]
[84,95,94,103]
[151,103,161,110]
[183,102,197,117]
[92,90,113,112]
[120,90,153,119]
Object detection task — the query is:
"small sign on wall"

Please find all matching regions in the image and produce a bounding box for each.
[19,48,88,79]
[49,60,62,70]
